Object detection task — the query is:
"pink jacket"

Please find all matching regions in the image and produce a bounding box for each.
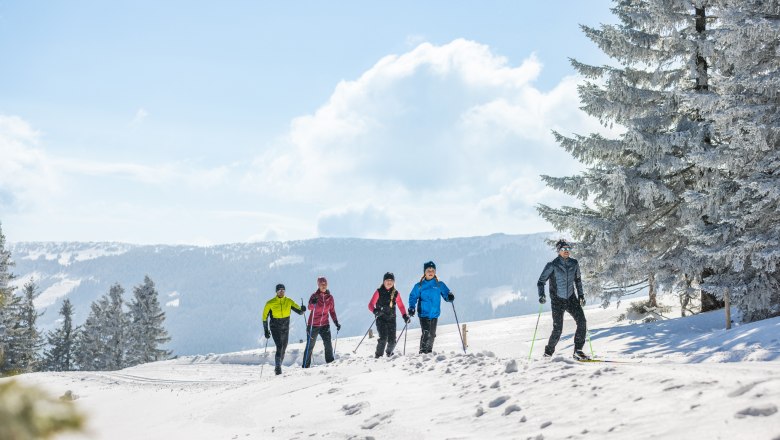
[307,290,339,327]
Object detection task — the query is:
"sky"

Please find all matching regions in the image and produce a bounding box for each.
[0,1,620,245]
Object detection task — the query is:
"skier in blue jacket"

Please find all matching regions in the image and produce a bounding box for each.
[408,261,454,354]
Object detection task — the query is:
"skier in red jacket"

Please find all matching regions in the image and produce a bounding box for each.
[302,276,340,368]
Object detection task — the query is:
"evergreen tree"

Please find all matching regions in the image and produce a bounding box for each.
[537,0,719,310]
[74,284,129,371]
[104,284,129,370]
[11,280,44,373]
[126,276,171,366]
[684,0,780,321]
[0,222,21,375]
[43,299,77,372]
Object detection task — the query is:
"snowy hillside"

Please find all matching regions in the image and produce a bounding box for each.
[12,295,780,440]
[9,233,552,355]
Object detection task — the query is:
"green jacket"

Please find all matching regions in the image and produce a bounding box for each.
[262,296,304,321]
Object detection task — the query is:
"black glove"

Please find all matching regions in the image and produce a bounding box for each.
[373,308,382,318]
[335,322,341,331]
[447,293,455,302]
[310,296,318,305]
[579,296,586,307]
[402,314,410,324]
[409,308,416,317]
[263,323,271,339]
[300,304,307,312]
[539,295,547,304]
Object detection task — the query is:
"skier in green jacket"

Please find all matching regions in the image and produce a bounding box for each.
[262,284,306,375]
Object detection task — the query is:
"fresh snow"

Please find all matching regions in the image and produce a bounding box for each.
[10,296,780,440]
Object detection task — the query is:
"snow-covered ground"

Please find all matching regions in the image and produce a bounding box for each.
[10,296,780,440]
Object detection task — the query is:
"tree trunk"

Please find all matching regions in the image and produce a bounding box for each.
[648,273,658,308]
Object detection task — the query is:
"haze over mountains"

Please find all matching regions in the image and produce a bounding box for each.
[9,233,553,355]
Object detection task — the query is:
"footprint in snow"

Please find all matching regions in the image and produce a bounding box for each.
[734,404,778,418]
[342,402,369,416]
[361,410,395,430]
[505,360,518,373]
[503,404,521,416]
[488,396,510,408]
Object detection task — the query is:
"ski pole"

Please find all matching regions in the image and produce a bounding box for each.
[528,303,543,361]
[334,328,338,355]
[587,329,595,358]
[260,337,270,377]
[403,321,408,355]
[303,300,317,368]
[451,301,467,354]
[353,317,377,353]
[396,322,408,344]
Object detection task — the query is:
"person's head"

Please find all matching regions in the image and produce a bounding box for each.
[556,239,572,259]
[423,261,436,280]
[383,272,395,290]
[317,276,328,292]
[275,283,286,298]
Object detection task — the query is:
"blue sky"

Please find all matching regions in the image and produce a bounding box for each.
[1,1,618,244]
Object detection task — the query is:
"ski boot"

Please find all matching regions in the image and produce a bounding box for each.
[573,350,591,361]
[274,366,282,375]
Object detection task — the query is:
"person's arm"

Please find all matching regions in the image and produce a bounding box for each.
[537,262,554,297]
[368,290,379,313]
[262,300,272,322]
[289,297,305,315]
[329,296,340,330]
[408,284,420,315]
[439,282,452,301]
[574,260,584,298]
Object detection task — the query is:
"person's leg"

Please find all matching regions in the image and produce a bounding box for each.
[545,296,566,355]
[270,325,283,369]
[385,317,398,355]
[566,296,588,351]
[321,325,334,363]
[419,317,431,354]
[375,317,389,357]
[303,326,320,368]
[425,318,438,353]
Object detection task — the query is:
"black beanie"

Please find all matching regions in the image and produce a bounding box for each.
[275,283,285,292]
[383,272,395,281]
[555,239,571,251]
[423,261,436,271]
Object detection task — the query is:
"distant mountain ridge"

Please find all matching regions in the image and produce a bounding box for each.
[9,233,553,355]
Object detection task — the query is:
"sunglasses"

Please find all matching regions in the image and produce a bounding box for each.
[277,289,285,292]
[560,247,572,252]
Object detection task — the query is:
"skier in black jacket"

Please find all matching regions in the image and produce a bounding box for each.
[367,272,410,358]
[537,239,589,360]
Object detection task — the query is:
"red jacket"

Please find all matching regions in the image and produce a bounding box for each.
[307,290,339,327]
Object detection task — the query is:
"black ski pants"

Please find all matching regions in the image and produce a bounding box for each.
[375,315,397,356]
[269,318,290,369]
[545,294,587,354]
[302,325,334,368]
[418,317,438,354]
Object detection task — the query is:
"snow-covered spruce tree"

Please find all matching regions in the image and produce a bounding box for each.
[73,296,111,371]
[11,280,44,373]
[74,284,128,371]
[682,1,780,321]
[43,299,77,372]
[0,222,21,375]
[104,283,129,369]
[126,276,171,366]
[537,0,720,311]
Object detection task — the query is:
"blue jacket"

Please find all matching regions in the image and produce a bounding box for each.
[537,256,583,300]
[408,278,451,319]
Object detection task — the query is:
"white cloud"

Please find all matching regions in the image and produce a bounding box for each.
[0,115,60,212]
[244,39,617,239]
